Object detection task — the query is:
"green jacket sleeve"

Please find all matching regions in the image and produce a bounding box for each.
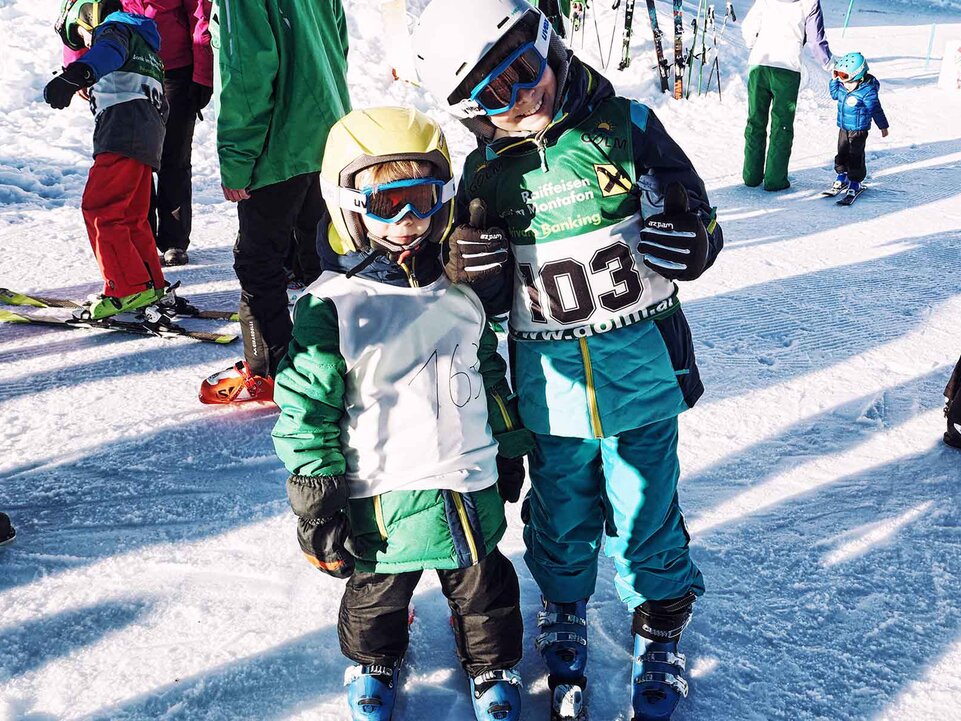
[476,323,534,458]
[271,295,348,477]
[216,0,278,190]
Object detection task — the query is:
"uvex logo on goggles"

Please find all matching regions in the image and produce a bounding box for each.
[323,177,456,224]
[453,15,552,118]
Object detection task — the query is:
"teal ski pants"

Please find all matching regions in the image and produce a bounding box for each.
[743,65,802,191]
[522,417,705,610]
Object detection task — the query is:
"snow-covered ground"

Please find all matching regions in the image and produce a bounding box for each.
[2,0,961,718]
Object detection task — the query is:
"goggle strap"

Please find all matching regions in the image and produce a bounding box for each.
[321,178,370,215]
[456,11,551,118]
[439,178,456,203]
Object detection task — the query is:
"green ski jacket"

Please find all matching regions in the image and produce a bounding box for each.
[211,0,351,191]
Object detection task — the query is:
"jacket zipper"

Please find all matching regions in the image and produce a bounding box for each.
[373,495,388,541]
[491,391,514,431]
[578,337,604,438]
[451,492,479,565]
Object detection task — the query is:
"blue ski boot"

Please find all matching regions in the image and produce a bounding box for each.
[469,668,523,720]
[345,662,400,721]
[631,593,696,721]
[535,598,588,720]
[832,172,850,193]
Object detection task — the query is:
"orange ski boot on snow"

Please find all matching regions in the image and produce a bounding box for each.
[199,361,275,405]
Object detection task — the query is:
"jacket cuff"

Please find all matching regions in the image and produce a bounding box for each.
[286,474,349,520]
[494,427,535,459]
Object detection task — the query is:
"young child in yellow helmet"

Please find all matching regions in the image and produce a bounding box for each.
[270,106,533,721]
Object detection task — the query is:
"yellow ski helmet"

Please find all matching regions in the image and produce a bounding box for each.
[320,107,455,255]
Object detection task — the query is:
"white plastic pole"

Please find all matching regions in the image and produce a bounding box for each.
[925,24,937,69]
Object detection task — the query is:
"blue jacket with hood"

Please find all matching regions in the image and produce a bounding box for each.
[831,75,888,132]
[75,12,168,169]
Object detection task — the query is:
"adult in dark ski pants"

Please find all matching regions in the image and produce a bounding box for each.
[200,0,350,403]
[233,175,326,375]
[63,0,213,267]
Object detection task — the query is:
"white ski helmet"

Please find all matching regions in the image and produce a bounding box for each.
[412,0,554,116]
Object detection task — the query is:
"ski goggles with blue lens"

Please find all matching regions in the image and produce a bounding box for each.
[453,14,552,118]
[324,177,456,224]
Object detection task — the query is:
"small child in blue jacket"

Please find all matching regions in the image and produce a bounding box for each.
[830,51,890,198]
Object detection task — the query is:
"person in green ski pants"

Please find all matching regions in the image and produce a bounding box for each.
[741,0,833,191]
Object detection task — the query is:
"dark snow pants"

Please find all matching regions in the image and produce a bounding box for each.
[835,129,869,183]
[338,548,523,677]
[151,66,196,253]
[743,65,801,191]
[234,173,325,378]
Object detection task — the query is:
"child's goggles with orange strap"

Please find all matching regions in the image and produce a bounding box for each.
[326,177,455,224]
[452,15,552,118]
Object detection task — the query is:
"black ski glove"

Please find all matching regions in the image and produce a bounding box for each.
[189,81,213,120]
[637,182,710,282]
[495,454,526,504]
[286,474,355,579]
[44,62,96,110]
[444,199,510,285]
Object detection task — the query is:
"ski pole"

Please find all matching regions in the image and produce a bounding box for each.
[685,0,706,98]
[841,0,855,38]
[697,4,713,95]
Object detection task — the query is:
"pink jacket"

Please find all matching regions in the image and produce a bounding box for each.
[64,0,213,86]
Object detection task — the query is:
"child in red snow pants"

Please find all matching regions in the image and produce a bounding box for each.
[82,152,166,298]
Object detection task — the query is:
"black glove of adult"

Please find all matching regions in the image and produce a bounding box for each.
[637,182,710,282]
[495,454,526,504]
[286,474,355,579]
[189,81,213,120]
[444,199,510,285]
[43,62,96,110]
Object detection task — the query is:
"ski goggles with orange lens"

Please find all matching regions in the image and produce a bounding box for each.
[325,177,456,224]
[453,14,552,117]
[833,69,854,81]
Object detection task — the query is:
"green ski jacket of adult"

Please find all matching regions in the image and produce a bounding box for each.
[211,0,351,191]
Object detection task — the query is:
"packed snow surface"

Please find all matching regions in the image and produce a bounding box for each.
[2,0,960,719]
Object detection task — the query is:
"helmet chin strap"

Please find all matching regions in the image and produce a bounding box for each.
[367,229,430,259]
[344,230,430,279]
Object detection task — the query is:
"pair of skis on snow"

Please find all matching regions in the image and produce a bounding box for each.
[0,287,239,344]
[821,185,867,205]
